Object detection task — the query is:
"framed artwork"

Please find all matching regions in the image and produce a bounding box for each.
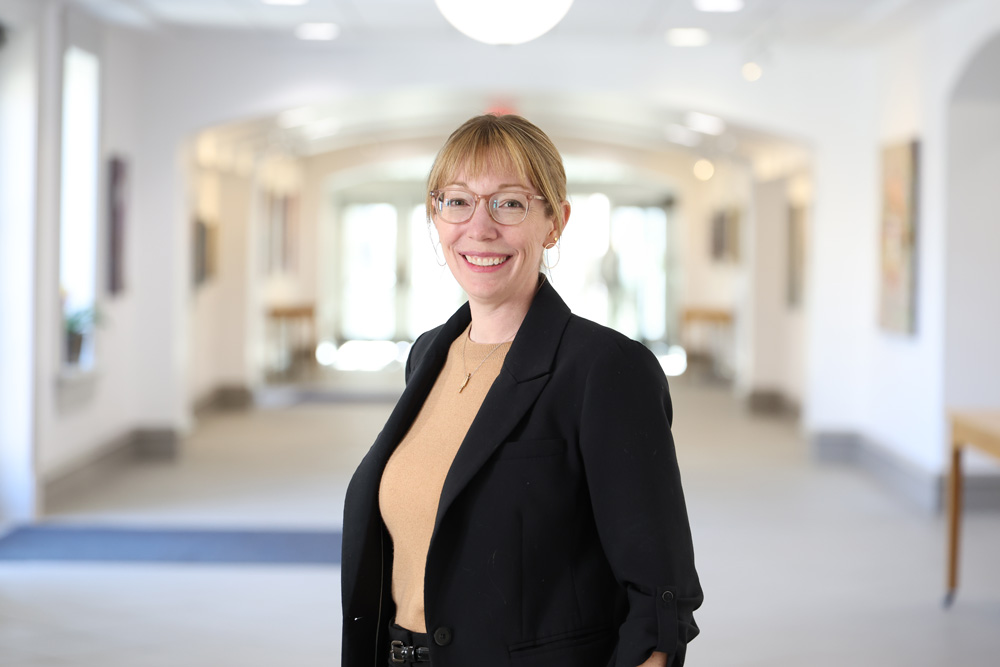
[262,192,299,275]
[108,155,127,295]
[194,219,207,287]
[787,204,806,308]
[710,208,741,262]
[878,140,919,334]
[193,219,218,287]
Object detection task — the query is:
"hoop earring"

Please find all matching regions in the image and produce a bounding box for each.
[542,240,561,270]
[428,224,447,267]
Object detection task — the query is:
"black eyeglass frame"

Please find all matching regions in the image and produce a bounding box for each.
[428,189,547,226]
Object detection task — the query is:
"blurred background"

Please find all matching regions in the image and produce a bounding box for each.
[1,0,1000,665]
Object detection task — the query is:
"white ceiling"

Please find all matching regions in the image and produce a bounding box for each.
[76,0,950,47]
[70,0,953,197]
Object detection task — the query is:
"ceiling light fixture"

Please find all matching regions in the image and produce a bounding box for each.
[434,0,574,45]
[666,28,710,47]
[742,61,763,82]
[693,0,744,12]
[295,22,340,40]
[693,159,715,181]
[262,0,309,6]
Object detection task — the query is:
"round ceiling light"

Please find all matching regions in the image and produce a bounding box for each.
[693,159,715,181]
[435,0,574,46]
[742,61,763,82]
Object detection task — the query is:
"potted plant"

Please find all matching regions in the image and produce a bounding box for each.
[64,306,102,365]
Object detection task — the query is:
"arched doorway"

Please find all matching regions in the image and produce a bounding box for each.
[185,96,813,412]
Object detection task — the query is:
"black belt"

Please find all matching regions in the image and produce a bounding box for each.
[390,640,431,663]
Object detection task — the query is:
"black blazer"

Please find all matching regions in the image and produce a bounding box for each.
[342,279,702,667]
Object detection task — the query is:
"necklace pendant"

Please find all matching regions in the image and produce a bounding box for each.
[458,374,471,393]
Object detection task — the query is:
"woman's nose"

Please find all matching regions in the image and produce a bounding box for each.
[466,199,499,239]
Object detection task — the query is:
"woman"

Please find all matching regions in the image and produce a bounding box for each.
[342,114,702,667]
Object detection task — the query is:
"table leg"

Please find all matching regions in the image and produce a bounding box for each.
[944,442,963,608]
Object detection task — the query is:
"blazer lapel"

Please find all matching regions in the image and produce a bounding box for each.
[433,279,572,533]
[345,303,472,591]
[363,303,472,480]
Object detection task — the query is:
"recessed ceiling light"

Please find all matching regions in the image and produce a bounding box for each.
[693,159,715,181]
[666,28,710,47]
[295,22,340,40]
[742,61,763,82]
[262,0,310,6]
[693,0,744,12]
[685,111,726,136]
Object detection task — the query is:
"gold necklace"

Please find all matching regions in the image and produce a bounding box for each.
[459,330,510,393]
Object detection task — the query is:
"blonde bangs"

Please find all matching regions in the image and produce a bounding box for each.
[426,115,566,230]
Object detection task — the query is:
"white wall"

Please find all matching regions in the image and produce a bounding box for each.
[746,178,789,394]
[865,0,1000,472]
[945,101,1000,410]
[32,5,153,481]
[0,0,40,523]
[741,175,809,408]
[188,167,255,403]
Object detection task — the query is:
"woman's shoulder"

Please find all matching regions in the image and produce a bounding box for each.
[559,315,672,422]
[561,314,663,375]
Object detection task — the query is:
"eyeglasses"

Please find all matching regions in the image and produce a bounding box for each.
[429,189,547,225]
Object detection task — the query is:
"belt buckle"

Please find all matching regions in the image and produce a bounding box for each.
[390,640,406,664]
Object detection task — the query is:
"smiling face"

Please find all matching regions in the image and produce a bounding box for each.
[433,168,560,313]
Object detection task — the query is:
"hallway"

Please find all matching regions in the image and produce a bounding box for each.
[2,373,999,666]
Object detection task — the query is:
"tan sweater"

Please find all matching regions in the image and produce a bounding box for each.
[379,326,511,632]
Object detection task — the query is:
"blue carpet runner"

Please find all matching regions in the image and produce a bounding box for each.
[0,525,342,564]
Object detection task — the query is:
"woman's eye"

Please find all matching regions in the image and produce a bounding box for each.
[444,197,471,208]
[496,197,525,209]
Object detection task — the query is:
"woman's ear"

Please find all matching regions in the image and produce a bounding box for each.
[548,200,571,245]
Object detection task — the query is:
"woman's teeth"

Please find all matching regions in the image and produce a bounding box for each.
[464,255,508,267]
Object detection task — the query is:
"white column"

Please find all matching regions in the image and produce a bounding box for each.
[0,10,40,524]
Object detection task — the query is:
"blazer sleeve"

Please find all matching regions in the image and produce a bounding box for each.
[578,339,702,667]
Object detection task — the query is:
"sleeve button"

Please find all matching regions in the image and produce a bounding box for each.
[433,627,453,646]
[661,590,675,602]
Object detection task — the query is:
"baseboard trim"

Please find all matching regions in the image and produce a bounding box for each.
[747,389,801,418]
[194,384,254,416]
[43,428,180,512]
[812,431,1000,513]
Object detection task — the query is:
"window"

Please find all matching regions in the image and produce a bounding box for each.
[58,46,101,368]
[341,203,398,340]
[559,194,669,342]
[407,205,463,339]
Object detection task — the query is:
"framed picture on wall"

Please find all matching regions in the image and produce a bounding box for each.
[194,219,208,287]
[710,207,741,262]
[878,140,919,334]
[193,218,218,287]
[108,155,128,295]
[787,204,806,308]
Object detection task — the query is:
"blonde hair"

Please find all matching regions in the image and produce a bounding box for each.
[426,114,567,234]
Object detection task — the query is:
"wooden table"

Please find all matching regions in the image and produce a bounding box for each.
[266,304,316,372]
[680,307,733,374]
[945,410,1000,606]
